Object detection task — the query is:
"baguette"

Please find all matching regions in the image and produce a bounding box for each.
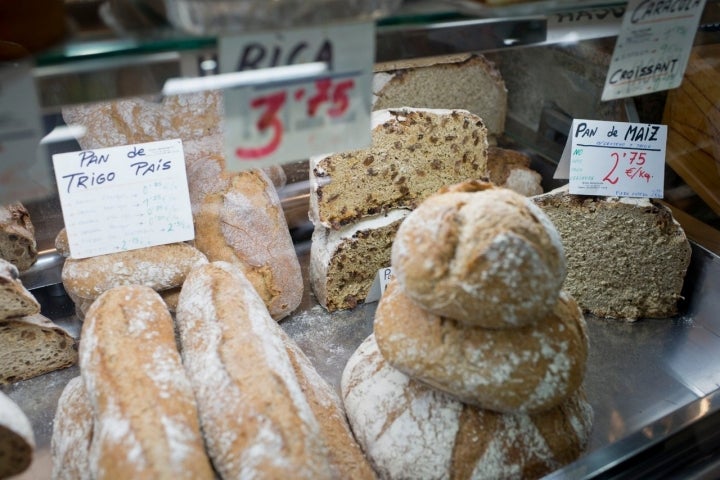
[61,242,208,302]
[175,261,373,479]
[51,376,93,480]
[0,390,35,478]
[79,285,214,480]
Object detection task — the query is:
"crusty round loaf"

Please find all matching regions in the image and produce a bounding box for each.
[80,285,214,480]
[375,278,588,413]
[391,180,566,328]
[0,390,35,479]
[341,334,593,480]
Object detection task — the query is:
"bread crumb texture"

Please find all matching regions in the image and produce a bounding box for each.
[534,189,692,320]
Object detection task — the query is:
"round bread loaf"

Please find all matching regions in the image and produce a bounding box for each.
[375,278,588,413]
[391,180,566,328]
[341,334,593,480]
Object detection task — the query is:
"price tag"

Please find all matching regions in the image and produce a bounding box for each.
[0,62,54,204]
[219,22,373,171]
[52,139,194,259]
[365,267,393,304]
[565,119,666,198]
[601,0,706,101]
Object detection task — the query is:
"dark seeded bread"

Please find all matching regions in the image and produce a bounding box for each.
[310,108,489,230]
[533,186,692,320]
[0,390,35,478]
[0,313,78,384]
[0,202,37,272]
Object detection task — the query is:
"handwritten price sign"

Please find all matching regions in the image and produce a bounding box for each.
[52,139,194,259]
[568,119,666,198]
[220,22,373,171]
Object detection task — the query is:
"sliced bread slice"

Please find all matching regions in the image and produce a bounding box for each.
[0,202,37,272]
[0,258,40,320]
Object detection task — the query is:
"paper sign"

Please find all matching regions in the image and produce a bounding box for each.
[219,21,374,171]
[0,62,54,204]
[52,139,194,259]
[565,119,666,198]
[601,0,706,100]
[365,267,393,304]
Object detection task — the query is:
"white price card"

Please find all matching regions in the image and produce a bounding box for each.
[0,62,54,204]
[52,139,195,259]
[567,119,667,198]
[601,0,707,101]
[219,22,373,171]
[365,267,393,304]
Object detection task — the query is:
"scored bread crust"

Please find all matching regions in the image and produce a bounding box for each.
[375,279,588,413]
[0,202,37,272]
[175,262,372,479]
[0,258,40,320]
[193,170,303,320]
[0,390,35,479]
[533,186,692,320]
[51,376,93,480]
[61,242,208,302]
[79,285,214,480]
[341,334,593,480]
[391,181,566,328]
[0,313,77,384]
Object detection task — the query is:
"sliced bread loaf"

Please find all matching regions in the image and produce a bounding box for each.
[533,186,692,320]
[373,54,507,140]
[0,313,77,384]
[310,108,489,230]
[0,258,40,320]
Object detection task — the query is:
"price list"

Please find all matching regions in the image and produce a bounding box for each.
[52,139,194,259]
[568,119,667,198]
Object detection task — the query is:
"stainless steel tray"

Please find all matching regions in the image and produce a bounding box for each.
[2,240,719,479]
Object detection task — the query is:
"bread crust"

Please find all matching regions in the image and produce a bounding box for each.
[175,261,370,479]
[375,279,588,413]
[79,285,214,480]
[341,334,593,480]
[392,182,566,328]
[61,242,208,302]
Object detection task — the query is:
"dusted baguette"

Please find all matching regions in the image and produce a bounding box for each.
[51,376,93,480]
[342,334,593,480]
[175,261,372,479]
[61,242,208,302]
[80,285,214,480]
[375,279,588,413]
[193,171,303,320]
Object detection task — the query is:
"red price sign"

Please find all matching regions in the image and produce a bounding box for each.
[235,77,356,160]
[219,22,374,172]
[568,120,666,198]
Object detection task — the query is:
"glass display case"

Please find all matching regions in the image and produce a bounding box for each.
[2,1,720,478]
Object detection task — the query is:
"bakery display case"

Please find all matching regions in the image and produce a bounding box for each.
[2,0,720,478]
